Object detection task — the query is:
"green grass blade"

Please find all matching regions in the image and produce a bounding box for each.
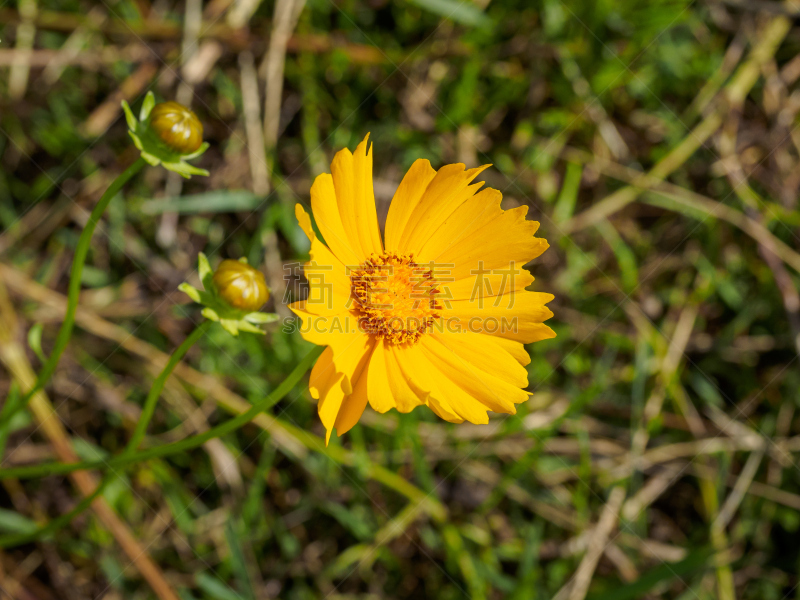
[586,547,714,600]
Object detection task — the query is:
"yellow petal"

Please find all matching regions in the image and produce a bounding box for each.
[318,372,346,445]
[367,339,395,413]
[487,335,531,366]
[410,184,548,302]
[439,264,535,302]
[315,337,374,444]
[331,134,383,260]
[300,273,352,317]
[294,206,353,315]
[424,362,490,424]
[409,189,545,300]
[288,303,360,350]
[416,187,503,261]
[421,336,527,414]
[396,164,489,255]
[430,330,529,388]
[395,342,489,424]
[385,344,426,413]
[440,290,556,344]
[295,201,318,242]
[309,346,335,399]
[393,343,462,423]
[309,176,361,267]
[384,159,437,251]
[367,341,427,415]
[333,342,376,437]
[431,204,548,282]
[288,299,348,319]
[427,393,467,424]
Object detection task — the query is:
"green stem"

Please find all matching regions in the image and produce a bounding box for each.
[126,321,210,454]
[0,383,21,461]
[38,157,146,389]
[0,346,322,482]
[1,157,146,430]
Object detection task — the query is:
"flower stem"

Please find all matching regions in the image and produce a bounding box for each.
[126,320,211,454]
[0,345,322,482]
[0,383,21,461]
[0,157,146,430]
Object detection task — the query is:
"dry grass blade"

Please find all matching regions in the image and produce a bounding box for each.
[562,15,791,234]
[240,50,270,196]
[562,486,626,600]
[262,0,306,152]
[555,145,800,274]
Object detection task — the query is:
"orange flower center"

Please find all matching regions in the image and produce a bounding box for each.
[350,252,441,345]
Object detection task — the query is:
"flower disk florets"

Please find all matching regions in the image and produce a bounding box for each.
[350,252,441,345]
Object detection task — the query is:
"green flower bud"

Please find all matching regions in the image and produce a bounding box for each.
[121,92,209,179]
[179,254,278,337]
[149,101,204,154]
[212,259,270,311]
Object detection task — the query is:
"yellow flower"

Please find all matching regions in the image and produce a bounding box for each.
[291,134,555,443]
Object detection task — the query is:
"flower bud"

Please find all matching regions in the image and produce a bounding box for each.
[148,101,204,154]
[121,92,209,178]
[212,260,269,311]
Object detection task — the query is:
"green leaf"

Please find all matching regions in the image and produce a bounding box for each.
[596,221,639,294]
[220,319,240,336]
[320,501,374,541]
[198,253,212,282]
[243,313,280,324]
[178,283,201,303]
[406,0,492,27]
[140,149,161,166]
[99,554,125,590]
[225,521,256,600]
[195,573,243,600]
[27,323,45,362]
[235,320,266,335]
[0,509,37,535]
[73,437,109,462]
[586,547,714,600]
[140,191,263,215]
[140,90,155,122]
[201,307,220,322]
[121,100,137,130]
[163,484,196,536]
[184,141,210,160]
[163,161,210,179]
[553,162,583,222]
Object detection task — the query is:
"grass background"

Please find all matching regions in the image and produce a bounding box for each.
[2,0,800,598]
